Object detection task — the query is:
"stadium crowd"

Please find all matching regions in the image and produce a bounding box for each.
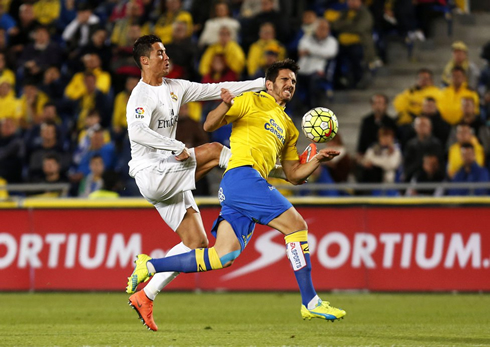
[0,0,488,198]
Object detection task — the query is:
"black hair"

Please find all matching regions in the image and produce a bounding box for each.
[451,66,466,75]
[90,154,103,161]
[378,126,394,137]
[265,58,299,83]
[43,101,56,109]
[23,78,38,87]
[417,68,433,77]
[370,93,388,104]
[43,152,60,163]
[87,108,101,117]
[133,35,162,70]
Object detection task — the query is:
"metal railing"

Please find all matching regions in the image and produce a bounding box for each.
[1,183,71,197]
[1,182,490,198]
[274,182,490,196]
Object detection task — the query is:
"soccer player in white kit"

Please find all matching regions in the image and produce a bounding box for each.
[125,35,266,331]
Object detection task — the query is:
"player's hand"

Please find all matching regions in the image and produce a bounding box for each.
[175,147,190,161]
[221,88,234,106]
[314,149,340,163]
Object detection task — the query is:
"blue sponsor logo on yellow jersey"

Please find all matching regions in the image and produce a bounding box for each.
[264,118,285,144]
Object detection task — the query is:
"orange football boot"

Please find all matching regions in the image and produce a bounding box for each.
[128,290,158,331]
[299,143,318,164]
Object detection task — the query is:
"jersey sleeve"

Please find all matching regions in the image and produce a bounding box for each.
[223,93,249,124]
[175,78,265,104]
[126,92,154,127]
[281,125,300,162]
[126,88,185,154]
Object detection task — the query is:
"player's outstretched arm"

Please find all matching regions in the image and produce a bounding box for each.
[179,78,264,104]
[281,148,340,185]
[128,121,186,155]
[203,88,233,132]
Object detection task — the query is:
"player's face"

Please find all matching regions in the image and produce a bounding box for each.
[270,69,296,106]
[148,42,170,77]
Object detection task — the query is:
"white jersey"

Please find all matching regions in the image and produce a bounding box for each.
[126,77,265,177]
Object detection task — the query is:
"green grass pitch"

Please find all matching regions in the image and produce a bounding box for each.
[1,292,489,346]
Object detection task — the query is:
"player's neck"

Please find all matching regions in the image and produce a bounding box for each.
[141,71,165,86]
[266,91,287,107]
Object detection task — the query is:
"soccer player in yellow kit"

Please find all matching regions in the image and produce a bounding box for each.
[127,59,346,321]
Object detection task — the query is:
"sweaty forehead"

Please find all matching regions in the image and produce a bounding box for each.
[277,69,295,79]
[151,42,165,52]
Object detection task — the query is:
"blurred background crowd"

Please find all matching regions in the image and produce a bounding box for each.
[0,0,489,198]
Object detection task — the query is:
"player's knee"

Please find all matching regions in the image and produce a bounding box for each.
[184,236,209,249]
[200,238,209,248]
[290,216,308,232]
[209,142,223,160]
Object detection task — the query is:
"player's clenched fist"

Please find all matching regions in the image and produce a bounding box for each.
[221,88,234,106]
[175,147,191,161]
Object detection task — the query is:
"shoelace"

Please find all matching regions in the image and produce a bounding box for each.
[320,301,331,308]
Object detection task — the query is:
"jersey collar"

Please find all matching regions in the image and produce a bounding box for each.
[259,91,286,109]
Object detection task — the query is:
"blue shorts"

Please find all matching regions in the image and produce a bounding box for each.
[211,166,292,251]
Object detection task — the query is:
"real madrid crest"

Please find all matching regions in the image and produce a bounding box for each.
[170,92,178,101]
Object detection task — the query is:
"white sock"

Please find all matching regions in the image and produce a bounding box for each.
[218,146,231,169]
[143,242,192,300]
[307,295,321,310]
[146,262,156,274]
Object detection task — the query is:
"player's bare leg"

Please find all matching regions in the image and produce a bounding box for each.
[128,142,230,331]
[175,208,209,248]
[212,220,242,268]
[194,142,230,180]
[268,208,346,321]
[128,208,210,331]
[136,220,242,277]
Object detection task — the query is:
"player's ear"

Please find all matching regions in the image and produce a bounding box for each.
[140,55,149,66]
[265,80,273,91]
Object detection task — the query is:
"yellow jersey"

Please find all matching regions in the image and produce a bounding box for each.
[224,91,299,179]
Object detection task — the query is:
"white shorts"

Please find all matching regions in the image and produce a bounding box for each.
[135,149,199,231]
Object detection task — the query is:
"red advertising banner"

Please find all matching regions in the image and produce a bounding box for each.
[1,206,489,291]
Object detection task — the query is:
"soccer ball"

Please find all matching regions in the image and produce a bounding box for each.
[301,107,339,143]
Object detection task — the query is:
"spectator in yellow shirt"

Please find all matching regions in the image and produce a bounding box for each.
[246,22,286,77]
[441,41,480,89]
[112,75,139,137]
[439,66,479,125]
[198,1,240,48]
[19,81,50,128]
[393,68,441,125]
[33,0,61,26]
[447,123,485,178]
[330,0,379,88]
[199,26,245,77]
[143,0,193,45]
[73,72,112,131]
[0,52,15,92]
[111,1,144,48]
[0,82,21,121]
[64,53,111,101]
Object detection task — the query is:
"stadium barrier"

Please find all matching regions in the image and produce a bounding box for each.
[3,182,490,197]
[1,197,489,292]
